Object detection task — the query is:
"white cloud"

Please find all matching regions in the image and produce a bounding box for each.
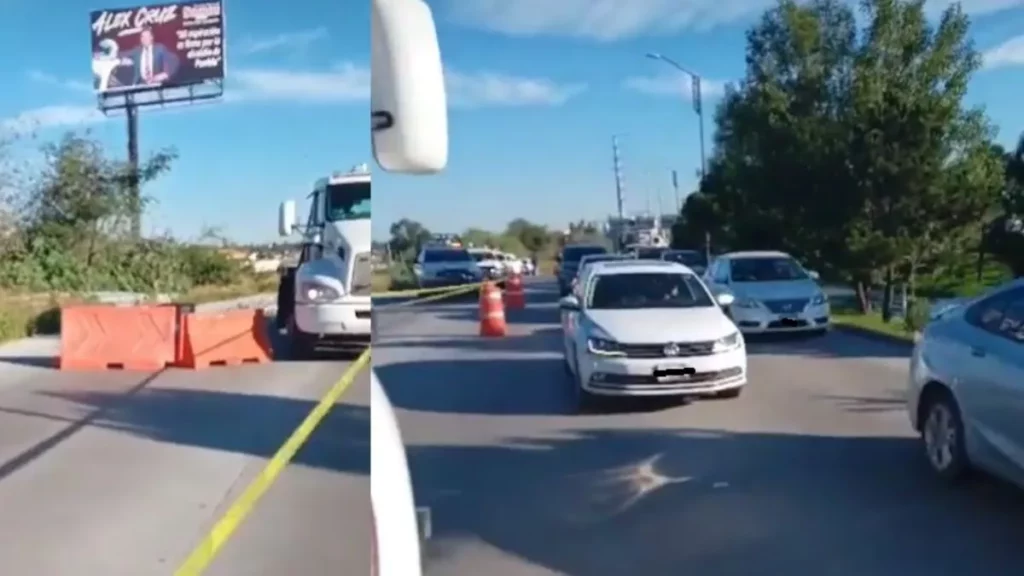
[623,71,728,100]
[230,63,371,102]
[1,105,105,135]
[444,0,1024,41]
[229,63,585,107]
[239,27,328,55]
[982,34,1024,69]
[7,63,580,133]
[446,70,586,107]
[26,70,93,94]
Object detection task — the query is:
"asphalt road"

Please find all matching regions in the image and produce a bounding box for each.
[373,278,1024,576]
[0,313,369,575]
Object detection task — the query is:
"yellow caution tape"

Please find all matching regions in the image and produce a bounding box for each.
[173,349,372,575]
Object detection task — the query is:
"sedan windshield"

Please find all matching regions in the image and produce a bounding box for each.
[730,257,808,282]
[587,273,714,309]
[424,249,471,263]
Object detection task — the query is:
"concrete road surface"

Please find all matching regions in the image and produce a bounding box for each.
[373,278,1023,576]
[0,317,369,575]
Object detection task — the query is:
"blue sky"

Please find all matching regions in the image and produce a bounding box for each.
[1,1,1023,244]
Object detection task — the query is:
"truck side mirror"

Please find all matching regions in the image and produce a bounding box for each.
[279,200,297,236]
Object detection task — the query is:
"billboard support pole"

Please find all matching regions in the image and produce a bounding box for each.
[126,99,141,239]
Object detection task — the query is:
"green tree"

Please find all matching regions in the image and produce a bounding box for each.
[387,218,431,261]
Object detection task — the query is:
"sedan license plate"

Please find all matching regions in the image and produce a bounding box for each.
[653,364,696,382]
[779,317,801,327]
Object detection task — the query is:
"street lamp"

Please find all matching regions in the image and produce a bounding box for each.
[645,52,706,183]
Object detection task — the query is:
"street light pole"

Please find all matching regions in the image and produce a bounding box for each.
[645,52,706,184]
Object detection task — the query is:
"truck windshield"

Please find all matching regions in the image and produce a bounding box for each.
[325,182,370,222]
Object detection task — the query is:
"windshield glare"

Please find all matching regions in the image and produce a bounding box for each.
[730,257,808,282]
[325,182,370,222]
[587,273,714,309]
[424,249,471,263]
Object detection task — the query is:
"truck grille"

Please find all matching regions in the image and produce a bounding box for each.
[351,252,373,296]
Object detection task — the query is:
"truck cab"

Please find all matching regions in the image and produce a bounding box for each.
[277,165,372,357]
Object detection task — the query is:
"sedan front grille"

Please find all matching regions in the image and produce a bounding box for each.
[763,298,809,314]
[619,341,716,358]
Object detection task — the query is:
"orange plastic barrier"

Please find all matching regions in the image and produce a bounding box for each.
[179,309,272,369]
[479,281,507,337]
[59,305,177,371]
[504,273,526,310]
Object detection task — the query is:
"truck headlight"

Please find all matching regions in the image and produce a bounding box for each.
[300,281,341,302]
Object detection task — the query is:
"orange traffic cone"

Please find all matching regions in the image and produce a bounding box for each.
[479,281,507,337]
[504,272,526,310]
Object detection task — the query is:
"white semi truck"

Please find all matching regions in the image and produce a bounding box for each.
[276,165,372,358]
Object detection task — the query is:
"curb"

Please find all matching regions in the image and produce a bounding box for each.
[833,323,916,349]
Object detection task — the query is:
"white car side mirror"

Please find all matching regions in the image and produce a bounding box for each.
[278,200,296,237]
[559,295,580,311]
[807,269,820,280]
[716,292,736,307]
[371,0,448,174]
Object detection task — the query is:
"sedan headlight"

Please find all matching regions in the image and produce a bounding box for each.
[712,332,742,353]
[733,297,762,309]
[585,327,625,356]
[810,292,828,306]
[299,281,341,302]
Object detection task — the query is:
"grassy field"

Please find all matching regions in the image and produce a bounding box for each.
[833,312,916,341]
[0,273,280,344]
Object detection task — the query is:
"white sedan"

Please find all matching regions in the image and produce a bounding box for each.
[559,260,746,412]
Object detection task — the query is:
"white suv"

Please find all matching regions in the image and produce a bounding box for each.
[559,260,745,412]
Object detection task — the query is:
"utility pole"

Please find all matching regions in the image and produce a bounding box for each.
[126,100,141,238]
[646,53,707,183]
[671,169,681,213]
[612,135,626,250]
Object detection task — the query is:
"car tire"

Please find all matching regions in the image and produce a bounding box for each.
[567,351,599,415]
[920,390,971,483]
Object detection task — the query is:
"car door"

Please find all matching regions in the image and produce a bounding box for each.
[975,290,1024,481]
[956,288,1024,471]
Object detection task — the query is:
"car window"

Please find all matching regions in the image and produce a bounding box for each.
[729,257,808,282]
[562,246,607,263]
[586,272,715,310]
[423,249,471,263]
[713,260,730,283]
[964,288,1024,334]
[997,297,1024,342]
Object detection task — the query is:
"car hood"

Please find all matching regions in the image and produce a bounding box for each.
[730,280,821,300]
[586,307,737,343]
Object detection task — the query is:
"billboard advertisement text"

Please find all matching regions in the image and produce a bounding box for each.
[90,1,225,94]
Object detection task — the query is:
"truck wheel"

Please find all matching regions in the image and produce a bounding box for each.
[276,267,296,330]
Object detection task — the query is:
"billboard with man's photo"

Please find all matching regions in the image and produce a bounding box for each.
[90,0,225,94]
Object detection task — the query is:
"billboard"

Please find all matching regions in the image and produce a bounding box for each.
[90,1,225,94]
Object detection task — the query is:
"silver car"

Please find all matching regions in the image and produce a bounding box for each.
[908,279,1024,486]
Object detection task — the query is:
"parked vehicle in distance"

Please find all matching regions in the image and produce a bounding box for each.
[559,259,744,413]
[557,244,609,296]
[907,279,1024,488]
[627,244,670,260]
[662,249,708,275]
[414,246,483,288]
[703,250,829,335]
[467,248,504,279]
[571,253,633,295]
